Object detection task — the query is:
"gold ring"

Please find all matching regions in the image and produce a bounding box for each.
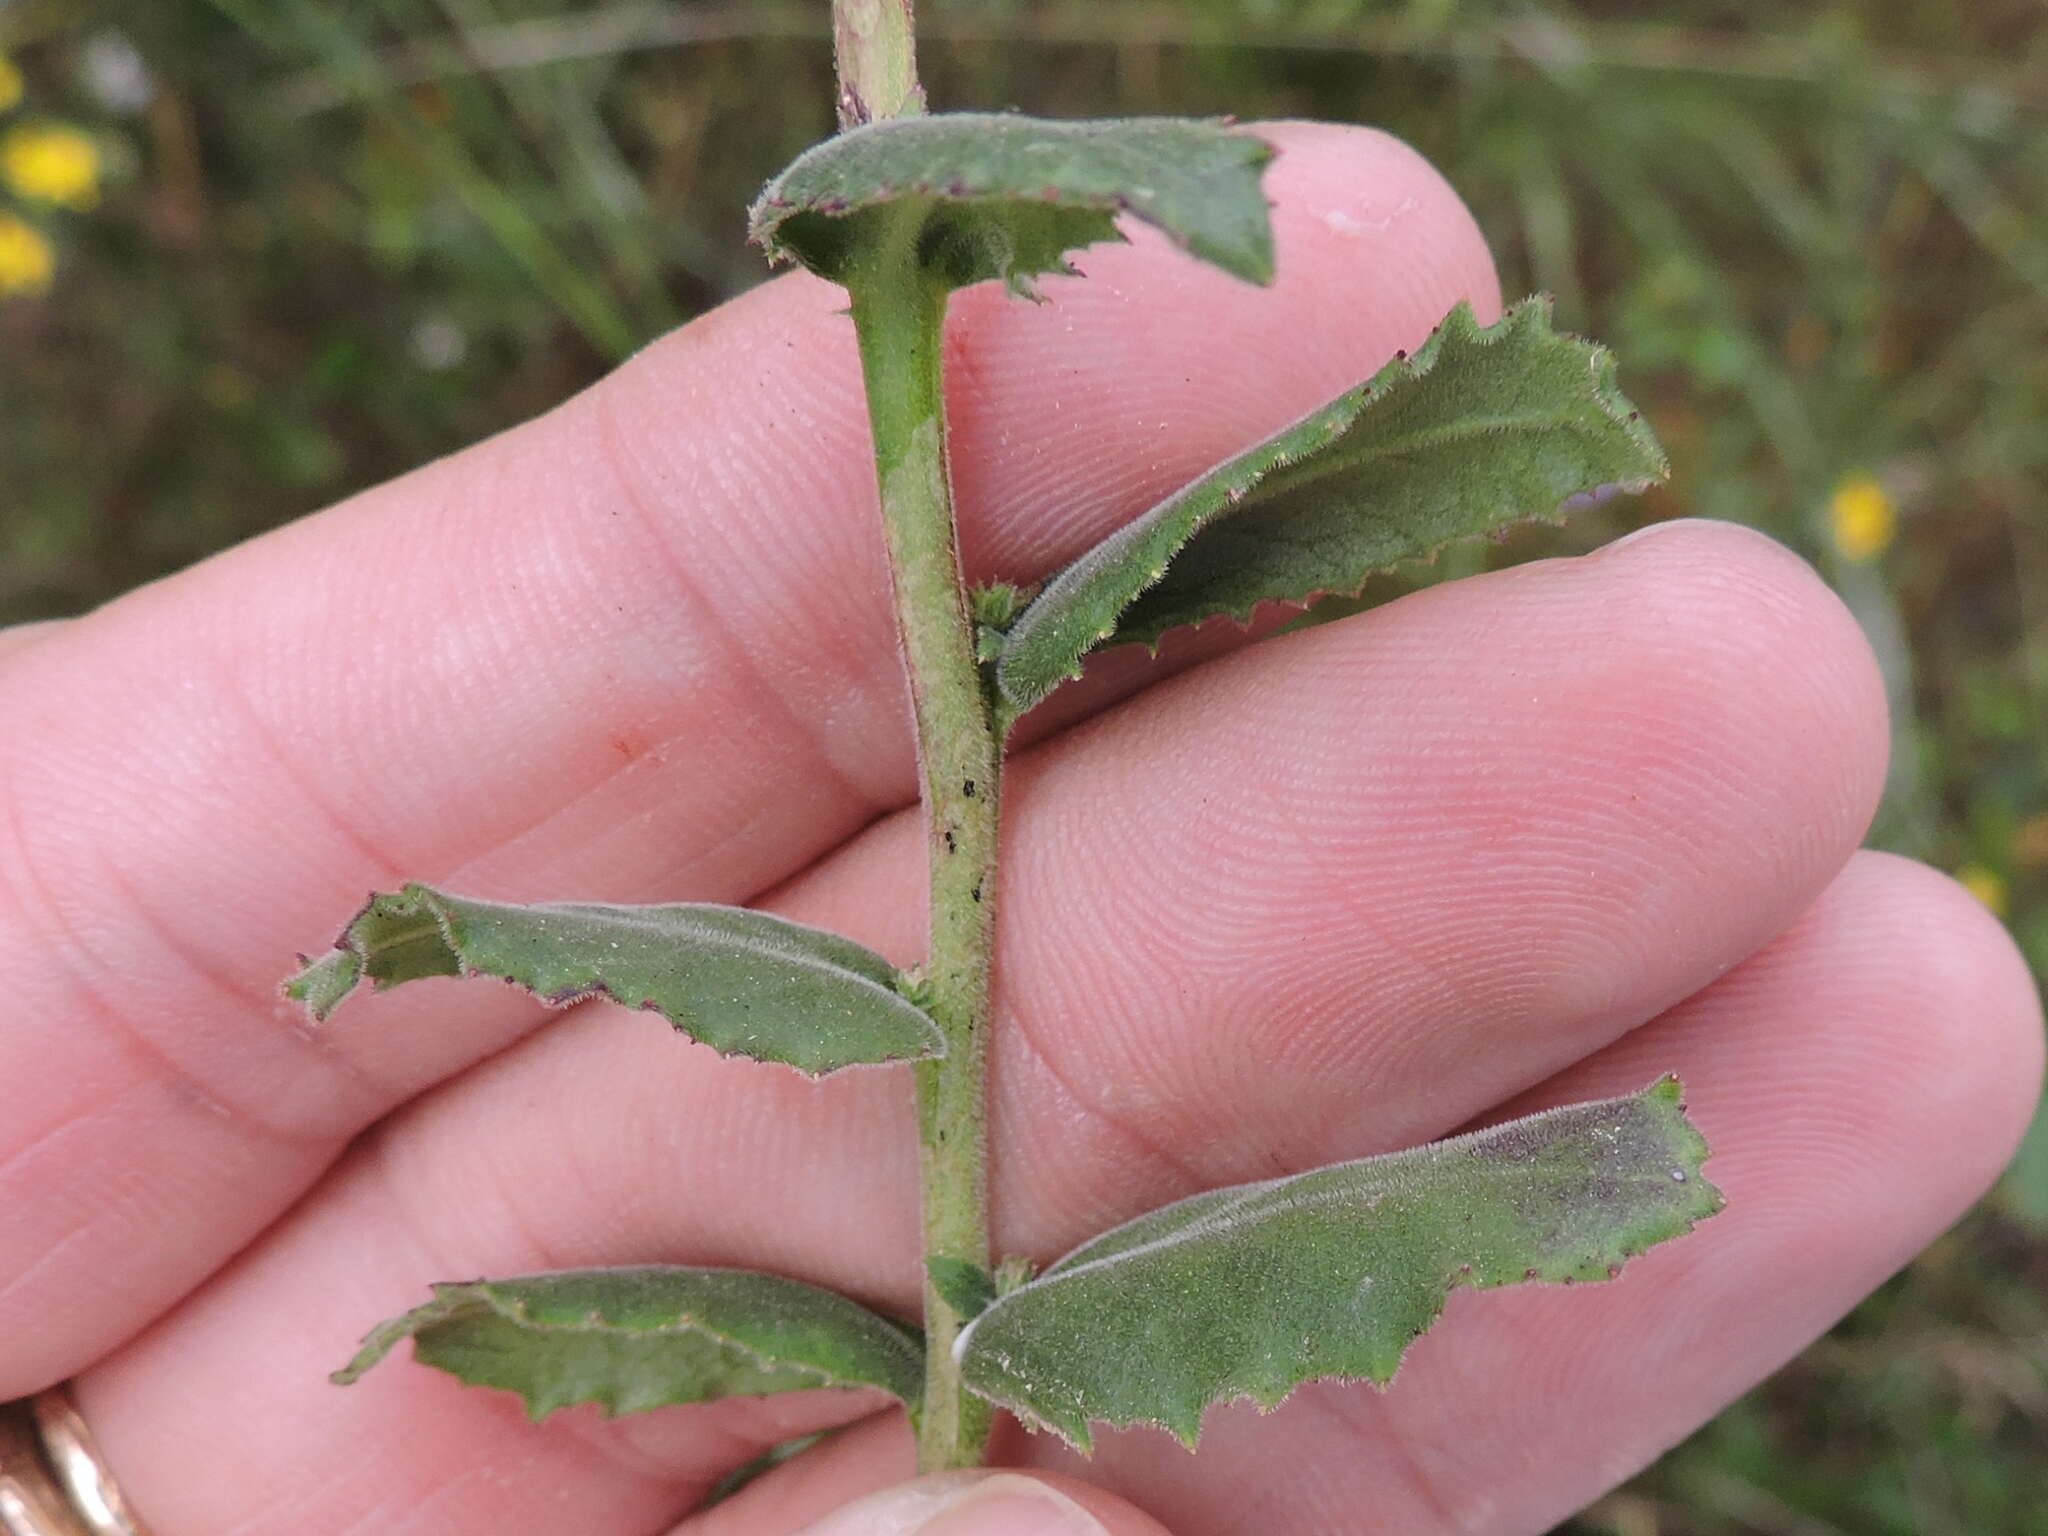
[0,1389,151,1536]
[0,1401,90,1536]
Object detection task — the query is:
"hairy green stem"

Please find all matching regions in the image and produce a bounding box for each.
[832,0,987,1473]
[848,214,999,1473]
[832,0,926,129]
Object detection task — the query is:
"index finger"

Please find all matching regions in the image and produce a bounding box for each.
[0,122,1503,1395]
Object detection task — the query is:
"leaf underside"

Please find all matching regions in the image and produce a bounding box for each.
[284,884,943,1076]
[955,1078,1721,1450]
[333,1267,924,1421]
[750,112,1276,292]
[991,298,1670,718]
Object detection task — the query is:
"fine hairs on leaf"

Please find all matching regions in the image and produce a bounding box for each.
[750,113,1277,293]
[954,1079,1722,1449]
[288,883,944,1075]
[989,297,1667,721]
[332,1268,925,1423]
[925,1257,1001,1323]
[305,0,1719,1482]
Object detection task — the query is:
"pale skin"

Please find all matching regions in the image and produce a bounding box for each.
[0,123,2041,1536]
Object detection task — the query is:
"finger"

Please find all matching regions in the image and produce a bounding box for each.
[0,121,1500,1395]
[773,518,1893,1238]
[1001,852,2043,1534]
[672,1425,1182,1536]
[0,620,64,661]
[776,1471,1179,1536]
[677,1417,915,1536]
[74,520,1896,1535]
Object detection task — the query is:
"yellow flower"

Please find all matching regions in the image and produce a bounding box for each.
[1956,863,2008,919]
[1828,474,1895,563]
[1,122,101,210]
[0,54,23,115]
[0,212,54,297]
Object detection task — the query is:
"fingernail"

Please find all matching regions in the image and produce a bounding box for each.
[797,1472,1106,1536]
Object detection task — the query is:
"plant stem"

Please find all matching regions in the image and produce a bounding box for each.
[848,216,1000,1473]
[831,0,987,1473]
[832,0,926,129]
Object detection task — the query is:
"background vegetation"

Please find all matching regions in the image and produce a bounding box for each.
[1,1,2043,1529]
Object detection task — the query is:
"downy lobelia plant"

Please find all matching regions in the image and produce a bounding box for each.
[287,0,1723,1481]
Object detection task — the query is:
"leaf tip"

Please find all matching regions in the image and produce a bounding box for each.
[283,946,361,1022]
[328,1308,419,1386]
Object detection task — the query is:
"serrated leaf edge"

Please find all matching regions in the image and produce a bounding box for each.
[285,884,946,1077]
[955,1076,1720,1451]
[333,1273,926,1422]
[1111,299,1668,647]
[747,112,1277,284]
[991,296,1668,721]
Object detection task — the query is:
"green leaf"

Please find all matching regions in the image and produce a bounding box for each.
[285,884,943,1076]
[955,1077,1721,1450]
[749,113,1276,293]
[991,299,1669,717]
[333,1267,923,1421]
[926,1257,999,1322]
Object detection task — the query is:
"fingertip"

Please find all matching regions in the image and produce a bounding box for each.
[1591,846,2046,1245]
[1007,1472,1183,1536]
[1253,119,1502,323]
[792,1471,1178,1536]
[1587,517,1893,853]
[1823,851,2046,1181]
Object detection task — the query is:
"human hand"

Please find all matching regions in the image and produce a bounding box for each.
[1,123,2040,1536]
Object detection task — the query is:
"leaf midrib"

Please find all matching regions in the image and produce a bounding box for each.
[1224,400,1633,518]
[452,896,920,1008]
[478,1291,925,1391]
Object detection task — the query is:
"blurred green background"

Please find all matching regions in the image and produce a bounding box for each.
[1,0,2043,1529]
